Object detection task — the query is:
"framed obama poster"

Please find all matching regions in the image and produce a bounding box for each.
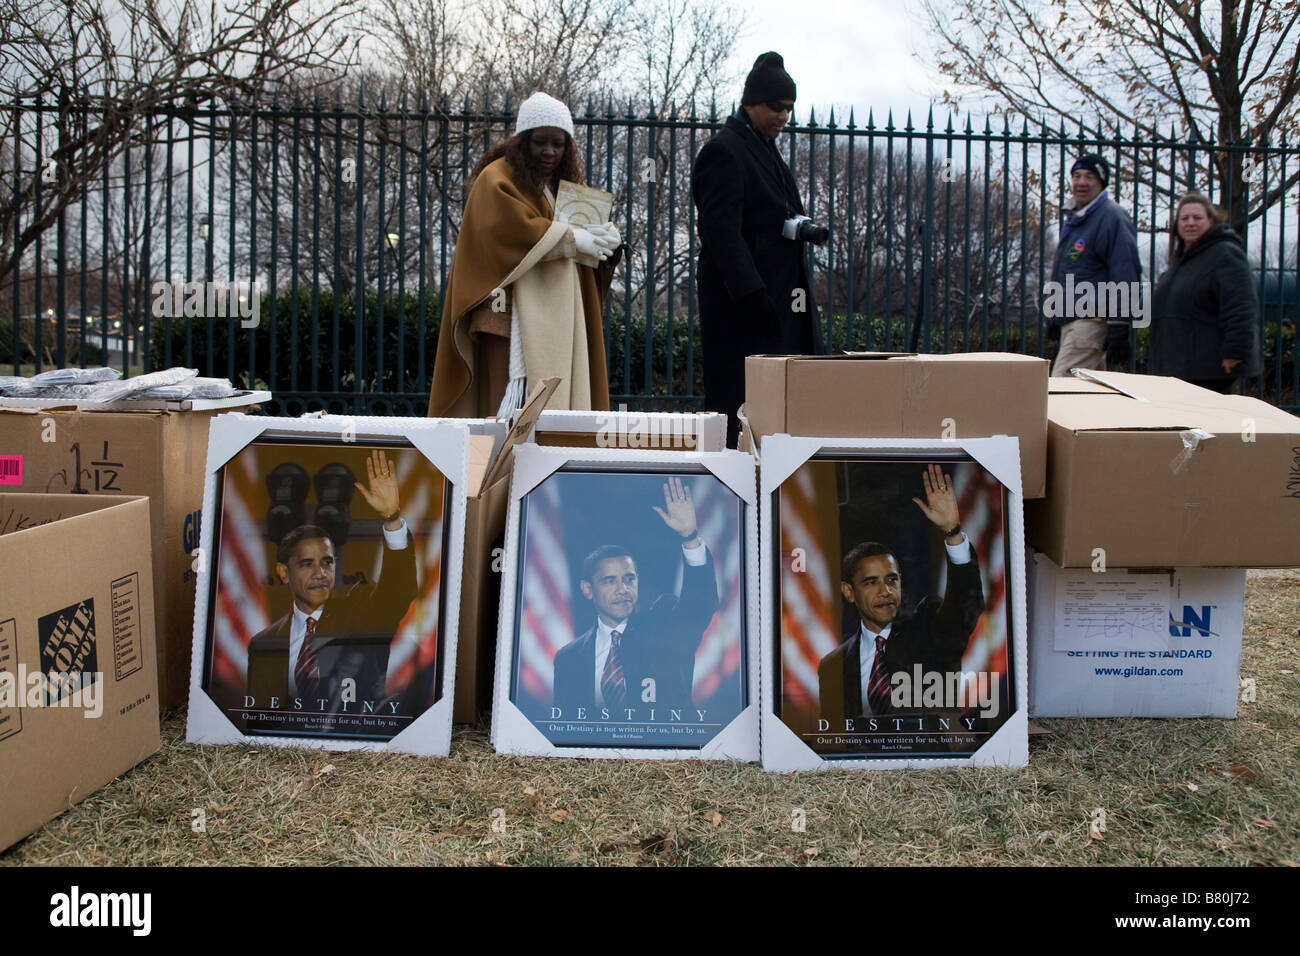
[185,413,470,756]
[759,436,1028,771]
[491,443,758,760]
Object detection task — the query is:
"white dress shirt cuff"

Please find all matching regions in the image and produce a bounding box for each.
[945,535,972,564]
[382,518,410,550]
[682,540,707,566]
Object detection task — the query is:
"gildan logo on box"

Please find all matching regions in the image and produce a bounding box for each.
[1170,605,1212,638]
[38,599,99,703]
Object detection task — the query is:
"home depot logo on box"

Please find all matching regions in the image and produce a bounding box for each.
[38,599,99,704]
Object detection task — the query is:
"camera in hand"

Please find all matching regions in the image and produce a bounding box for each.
[782,215,829,245]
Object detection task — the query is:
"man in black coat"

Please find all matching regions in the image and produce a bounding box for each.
[818,465,986,724]
[553,477,719,716]
[1150,199,1262,393]
[692,51,821,446]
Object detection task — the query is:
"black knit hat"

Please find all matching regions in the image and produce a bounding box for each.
[1071,152,1110,188]
[741,52,796,106]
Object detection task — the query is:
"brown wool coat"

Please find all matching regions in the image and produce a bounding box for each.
[427,157,611,418]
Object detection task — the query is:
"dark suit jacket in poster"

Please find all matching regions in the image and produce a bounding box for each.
[553,551,719,714]
[818,552,985,724]
[692,115,820,438]
[246,529,419,713]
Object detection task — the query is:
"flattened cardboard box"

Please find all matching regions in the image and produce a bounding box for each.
[0,405,238,711]
[745,353,1048,498]
[0,494,160,852]
[1027,548,1245,717]
[1025,371,1300,567]
[452,383,559,724]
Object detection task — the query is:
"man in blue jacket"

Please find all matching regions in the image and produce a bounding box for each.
[1046,154,1142,375]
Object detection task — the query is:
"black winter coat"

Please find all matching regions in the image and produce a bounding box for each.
[1149,227,1261,382]
[692,116,820,434]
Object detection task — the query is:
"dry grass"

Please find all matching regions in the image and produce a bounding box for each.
[4,570,1298,867]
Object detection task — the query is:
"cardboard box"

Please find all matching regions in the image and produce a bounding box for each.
[0,396,263,711]
[451,385,560,724]
[1025,371,1300,567]
[0,493,160,851]
[744,353,1048,498]
[1027,549,1245,717]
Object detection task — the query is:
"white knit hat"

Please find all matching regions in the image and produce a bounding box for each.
[514,91,574,138]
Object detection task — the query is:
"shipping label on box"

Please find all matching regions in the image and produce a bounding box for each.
[0,493,160,852]
[1028,549,1245,718]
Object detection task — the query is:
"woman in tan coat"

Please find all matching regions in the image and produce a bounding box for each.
[427,92,620,418]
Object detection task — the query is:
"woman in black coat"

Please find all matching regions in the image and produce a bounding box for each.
[1149,192,1261,393]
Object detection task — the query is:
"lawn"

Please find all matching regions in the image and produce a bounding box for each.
[3,570,1297,867]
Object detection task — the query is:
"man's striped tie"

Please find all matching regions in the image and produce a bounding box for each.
[601,630,627,710]
[867,634,892,714]
[295,616,321,699]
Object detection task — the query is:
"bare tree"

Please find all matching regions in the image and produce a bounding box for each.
[923,0,1300,230]
[0,0,364,288]
[627,0,747,113]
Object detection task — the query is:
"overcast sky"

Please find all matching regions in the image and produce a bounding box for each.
[721,0,951,123]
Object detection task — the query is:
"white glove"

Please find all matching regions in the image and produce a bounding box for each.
[585,221,621,248]
[572,226,615,261]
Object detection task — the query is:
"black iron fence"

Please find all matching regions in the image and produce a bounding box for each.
[3,92,1297,413]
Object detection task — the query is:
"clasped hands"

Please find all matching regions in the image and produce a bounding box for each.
[569,221,621,261]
